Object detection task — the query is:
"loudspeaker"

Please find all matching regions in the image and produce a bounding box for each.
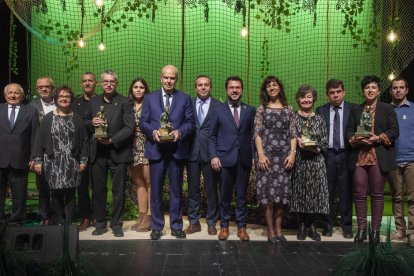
[5,225,79,263]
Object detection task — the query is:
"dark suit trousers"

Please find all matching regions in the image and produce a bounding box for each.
[219,159,251,229]
[325,150,353,232]
[0,167,28,224]
[150,156,185,231]
[187,158,219,226]
[77,168,92,219]
[36,173,51,220]
[91,149,127,230]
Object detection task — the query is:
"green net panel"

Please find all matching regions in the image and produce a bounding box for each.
[5,0,413,108]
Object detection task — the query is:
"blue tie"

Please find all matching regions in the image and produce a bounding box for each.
[198,100,205,125]
[9,105,16,128]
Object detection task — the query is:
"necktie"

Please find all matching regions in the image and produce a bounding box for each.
[233,104,239,127]
[165,94,171,110]
[333,106,341,150]
[9,105,16,128]
[198,100,205,125]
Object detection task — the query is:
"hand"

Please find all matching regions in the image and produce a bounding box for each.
[34,164,42,175]
[258,154,270,171]
[169,130,181,142]
[353,136,372,145]
[152,130,161,142]
[98,138,112,144]
[28,160,35,170]
[297,137,305,149]
[79,163,87,172]
[211,157,222,172]
[92,117,104,127]
[284,152,295,170]
[368,132,381,143]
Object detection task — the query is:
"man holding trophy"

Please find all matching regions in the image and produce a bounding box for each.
[140,65,194,240]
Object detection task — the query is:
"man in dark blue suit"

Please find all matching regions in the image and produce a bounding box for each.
[141,65,194,240]
[315,79,358,239]
[209,76,255,241]
[185,75,220,236]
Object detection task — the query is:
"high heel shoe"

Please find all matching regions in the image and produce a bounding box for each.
[268,237,278,244]
[354,229,367,243]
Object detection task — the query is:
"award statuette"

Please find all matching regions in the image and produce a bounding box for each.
[355,105,372,138]
[301,116,317,147]
[94,106,110,139]
[158,107,174,142]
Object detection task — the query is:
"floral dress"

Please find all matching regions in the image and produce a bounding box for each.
[132,107,148,166]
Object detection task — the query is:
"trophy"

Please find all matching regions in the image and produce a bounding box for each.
[355,106,372,137]
[158,107,174,142]
[300,117,317,147]
[94,106,110,139]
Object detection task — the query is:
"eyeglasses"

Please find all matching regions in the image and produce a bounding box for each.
[37,85,52,90]
[102,80,118,85]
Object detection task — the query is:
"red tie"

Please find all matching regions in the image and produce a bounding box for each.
[232,104,239,127]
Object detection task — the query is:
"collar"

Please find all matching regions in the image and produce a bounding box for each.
[8,104,20,109]
[162,88,175,97]
[197,96,210,104]
[330,101,344,111]
[41,99,55,106]
[228,100,241,108]
[391,98,410,107]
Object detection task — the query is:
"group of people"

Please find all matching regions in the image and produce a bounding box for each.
[1,65,413,246]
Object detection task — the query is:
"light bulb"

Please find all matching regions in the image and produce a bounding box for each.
[388,72,396,81]
[78,37,85,48]
[94,0,104,7]
[387,29,397,43]
[240,27,248,37]
[98,42,106,51]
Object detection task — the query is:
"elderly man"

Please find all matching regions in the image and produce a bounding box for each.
[140,65,194,240]
[31,76,56,225]
[0,83,38,225]
[87,70,134,238]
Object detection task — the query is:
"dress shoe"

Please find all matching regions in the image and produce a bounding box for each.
[370,230,380,244]
[185,223,201,234]
[237,228,250,241]
[207,225,217,235]
[276,235,287,242]
[92,227,108,236]
[322,225,333,237]
[268,237,278,244]
[136,215,151,232]
[297,223,307,240]
[171,229,186,239]
[150,230,162,240]
[112,227,124,238]
[354,229,367,243]
[308,224,321,241]
[218,227,229,240]
[78,219,92,231]
[343,231,353,239]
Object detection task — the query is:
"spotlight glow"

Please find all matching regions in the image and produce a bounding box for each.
[388,72,396,81]
[240,27,248,37]
[78,37,85,48]
[94,0,104,7]
[98,42,106,51]
[387,29,397,43]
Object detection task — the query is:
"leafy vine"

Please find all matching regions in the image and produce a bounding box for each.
[9,14,18,76]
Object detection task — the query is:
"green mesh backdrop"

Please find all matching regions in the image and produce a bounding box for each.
[5,0,413,108]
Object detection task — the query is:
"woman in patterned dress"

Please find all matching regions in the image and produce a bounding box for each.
[128,78,151,232]
[291,85,329,241]
[254,76,296,243]
[33,86,89,225]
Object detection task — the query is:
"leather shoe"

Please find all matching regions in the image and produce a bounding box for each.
[237,228,250,241]
[354,229,367,243]
[185,223,201,234]
[112,227,124,238]
[322,225,333,237]
[297,223,307,240]
[276,235,287,242]
[92,227,108,236]
[150,230,162,240]
[207,225,217,235]
[78,219,91,232]
[308,224,321,241]
[171,229,186,239]
[343,231,353,239]
[218,227,229,240]
[370,230,380,244]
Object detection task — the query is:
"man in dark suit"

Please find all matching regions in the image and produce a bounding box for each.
[315,79,357,239]
[185,75,220,236]
[31,76,56,225]
[72,72,97,231]
[0,83,38,225]
[209,76,255,241]
[140,65,194,240]
[87,70,134,237]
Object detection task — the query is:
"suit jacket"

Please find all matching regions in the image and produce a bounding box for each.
[316,101,358,151]
[188,97,221,162]
[208,101,255,167]
[0,103,39,169]
[346,101,399,173]
[140,89,195,160]
[86,93,135,164]
[30,98,52,122]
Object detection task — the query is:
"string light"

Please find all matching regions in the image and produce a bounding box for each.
[98,42,106,51]
[240,26,248,37]
[94,0,104,7]
[388,72,396,81]
[387,29,397,43]
[78,37,85,48]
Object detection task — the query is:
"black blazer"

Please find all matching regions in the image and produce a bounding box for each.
[33,112,89,162]
[30,98,51,122]
[188,97,221,162]
[86,93,135,164]
[0,104,39,169]
[346,101,399,173]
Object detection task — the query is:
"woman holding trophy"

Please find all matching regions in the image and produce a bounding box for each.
[347,75,399,244]
[290,85,329,241]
